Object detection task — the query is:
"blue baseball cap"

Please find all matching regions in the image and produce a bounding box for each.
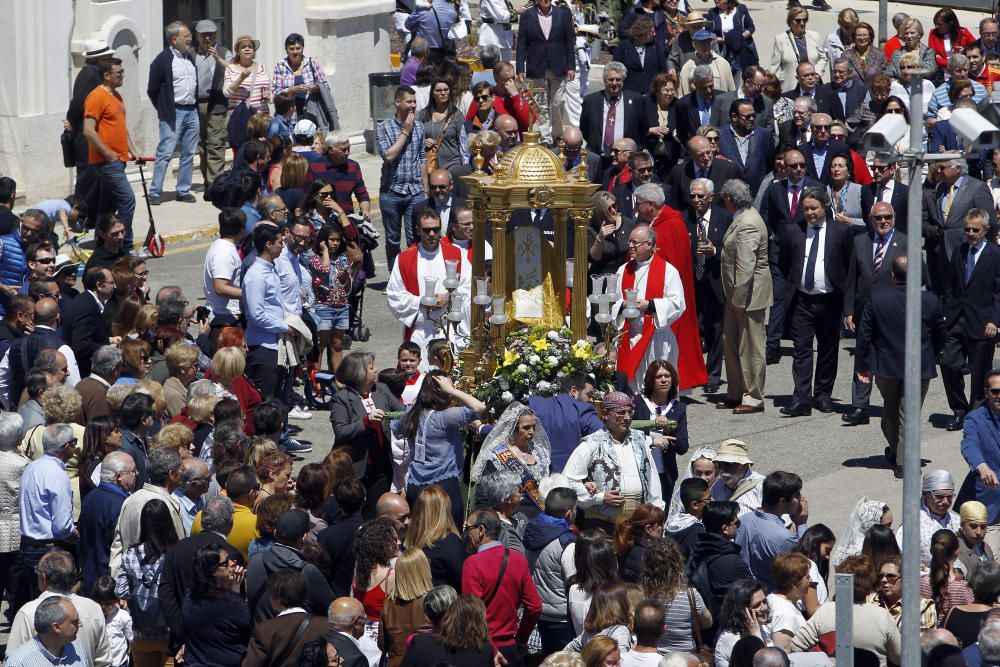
[693,30,714,41]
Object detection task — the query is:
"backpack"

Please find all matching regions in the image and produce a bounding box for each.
[686,554,722,620]
[204,168,234,209]
[128,551,167,636]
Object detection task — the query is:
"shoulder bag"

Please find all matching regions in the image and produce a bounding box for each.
[482,547,510,607]
[688,587,714,667]
[431,6,458,56]
[267,613,313,667]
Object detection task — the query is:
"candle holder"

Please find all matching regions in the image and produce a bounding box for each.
[622,288,641,320]
[472,277,492,306]
[419,277,439,309]
[448,293,465,323]
[443,260,460,291]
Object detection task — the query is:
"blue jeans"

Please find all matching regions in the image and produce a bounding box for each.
[379,190,424,269]
[150,107,200,198]
[98,161,137,250]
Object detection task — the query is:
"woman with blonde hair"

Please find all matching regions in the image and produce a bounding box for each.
[163,342,200,418]
[580,635,621,667]
[245,437,279,474]
[403,484,465,590]
[154,423,195,457]
[769,7,827,85]
[541,652,586,667]
[379,548,434,667]
[207,343,262,435]
[588,190,635,276]
[185,393,219,452]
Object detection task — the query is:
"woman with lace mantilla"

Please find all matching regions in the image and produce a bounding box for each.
[471,402,551,521]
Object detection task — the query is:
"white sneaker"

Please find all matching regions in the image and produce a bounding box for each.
[288,406,312,420]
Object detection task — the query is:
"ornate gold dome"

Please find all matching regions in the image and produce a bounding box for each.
[495,132,566,183]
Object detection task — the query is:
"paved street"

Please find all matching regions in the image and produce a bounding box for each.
[149,218,973,543]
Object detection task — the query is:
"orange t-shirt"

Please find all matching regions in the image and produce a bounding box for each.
[84,86,129,164]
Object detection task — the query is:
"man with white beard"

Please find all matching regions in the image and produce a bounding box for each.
[386,209,471,367]
[612,224,685,392]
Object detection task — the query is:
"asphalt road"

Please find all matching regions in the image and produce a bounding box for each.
[146,221,981,540]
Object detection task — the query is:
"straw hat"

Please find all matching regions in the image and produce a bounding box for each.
[714,439,753,465]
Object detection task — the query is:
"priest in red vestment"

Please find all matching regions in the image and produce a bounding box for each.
[634,182,708,390]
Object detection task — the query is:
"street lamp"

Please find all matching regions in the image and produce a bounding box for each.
[862,70,995,667]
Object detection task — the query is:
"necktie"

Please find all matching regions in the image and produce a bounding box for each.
[695,216,707,280]
[873,235,886,272]
[877,185,886,202]
[944,184,955,219]
[967,244,980,284]
[790,184,800,217]
[603,98,619,154]
[804,225,820,291]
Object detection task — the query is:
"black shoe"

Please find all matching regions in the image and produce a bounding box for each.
[884,446,897,467]
[842,408,870,425]
[946,414,966,431]
[812,0,831,8]
[893,466,904,478]
[815,398,835,413]
[704,383,719,394]
[786,0,802,7]
[766,351,781,365]
[148,196,161,206]
[780,402,812,417]
[177,193,197,203]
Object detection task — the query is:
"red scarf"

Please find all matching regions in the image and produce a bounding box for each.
[396,243,462,340]
[440,236,473,265]
[616,255,667,381]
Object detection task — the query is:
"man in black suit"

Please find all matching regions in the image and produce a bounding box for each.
[760,149,823,364]
[842,202,908,426]
[940,208,1000,431]
[673,66,719,145]
[158,496,243,646]
[664,135,739,213]
[327,598,370,667]
[781,62,836,118]
[611,150,659,218]
[559,127,602,183]
[685,177,732,393]
[710,65,774,130]
[777,187,853,416]
[860,157,909,230]
[61,265,113,377]
[857,255,946,476]
[579,63,648,169]
[413,169,467,235]
[798,114,850,185]
[515,0,576,143]
[821,59,867,122]
[776,96,815,147]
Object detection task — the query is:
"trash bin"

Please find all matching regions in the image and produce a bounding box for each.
[366,72,402,154]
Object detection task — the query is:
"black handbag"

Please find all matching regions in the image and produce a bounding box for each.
[60,130,75,168]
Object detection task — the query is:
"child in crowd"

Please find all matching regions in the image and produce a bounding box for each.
[92,575,133,667]
[308,224,358,373]
[397,341,425,407]
[427,338,453,373]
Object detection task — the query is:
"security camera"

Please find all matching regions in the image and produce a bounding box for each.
[949,108,1000,151]
[862,114,908,152]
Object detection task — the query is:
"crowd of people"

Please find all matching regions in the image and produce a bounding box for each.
[2,1,1000,666]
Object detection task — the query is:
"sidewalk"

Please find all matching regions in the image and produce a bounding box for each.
[117,148,388,247]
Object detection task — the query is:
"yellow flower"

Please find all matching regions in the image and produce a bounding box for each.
[503,349,520,367]
[573,346,592,360]
[531,338,549,352]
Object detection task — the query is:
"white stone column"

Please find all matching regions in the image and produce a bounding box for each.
[301,0,396,139]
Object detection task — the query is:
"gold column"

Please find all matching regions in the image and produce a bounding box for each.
[553,210,567,323]
[570,208,591,340]
[490,208,511,340]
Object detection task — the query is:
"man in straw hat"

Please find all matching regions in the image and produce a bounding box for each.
[710,439,764,517]
[667,10,717,74]
[564,391,665,533]
[956,500,993,577]
[896,470,960,566]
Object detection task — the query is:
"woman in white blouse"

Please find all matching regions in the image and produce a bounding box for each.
[767,553,811,652]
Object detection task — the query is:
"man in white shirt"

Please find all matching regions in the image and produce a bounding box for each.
[386,209,471,366]
[147,21,200,205]
[203,208,245,328]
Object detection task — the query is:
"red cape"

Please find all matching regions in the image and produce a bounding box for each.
[650,205,708,390]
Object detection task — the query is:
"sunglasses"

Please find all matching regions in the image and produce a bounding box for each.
[872,214,894,221]
[871,165,892,172]
[928,492,954,500]
[792,18,808,24]
[420,227,441,235]
[475,94,492,102]
[736,112,757,120]
[878,573,900,582]
[32,257,55,264]
[786,162,806,169]
[965,226,987,233]
[885,108,905,114]
[990,388,1000,396]
[635,166,654,173]
[813,124,831,130]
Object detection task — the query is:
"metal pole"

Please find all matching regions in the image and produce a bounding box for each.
[835,574,855,667]
[900,73,926,667]
[879,0,888,46]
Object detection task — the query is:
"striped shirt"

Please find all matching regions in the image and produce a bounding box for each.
[375,116,426,196]
[2,637,89,666]
[223,62,271,111]
[927,78,987,117]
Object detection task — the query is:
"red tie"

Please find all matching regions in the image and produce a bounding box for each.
[790,184,799,217]
[603,98,619,154]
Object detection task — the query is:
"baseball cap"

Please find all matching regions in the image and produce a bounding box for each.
[292,119,318,139]
[693,30,714,41]
[274,509,310,540]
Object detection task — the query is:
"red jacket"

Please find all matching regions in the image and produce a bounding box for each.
[849,149,873,185]
[204,368,261,436]
[928,28,976,70]
[884,35,902,61]
[462,543,542,647]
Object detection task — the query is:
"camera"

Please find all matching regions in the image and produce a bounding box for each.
[949,108,1000,151]
[862,114,908,152]
[195,306,210,323]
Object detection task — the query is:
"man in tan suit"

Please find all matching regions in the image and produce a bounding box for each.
[717,179,773,414]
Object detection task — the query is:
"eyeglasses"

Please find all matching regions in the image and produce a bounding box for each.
[736,112,757,120]
[792,18,808,24]
[872,214,894,221]
[430,183,450,190]
[475,94,492,102]
[140,355,151,362]
[627,240,650,247]
[871,165,893,172]
[813,124,831,131]
[989,387,1000,396]
[420,226,441,235]
[463,523,485,532]
[878,573,900,582]
[32,257,55,264]
[689,192,710,198]
[608,408,634,417]
[318,190,334,198]
[705,135,720,142]
[635,166,654,174]
[928,492,955,500]
[786,162,806,169]
[288,231,312,243]
[134,270,149,279]
[965,226,987,233]
[884,108,905,115]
